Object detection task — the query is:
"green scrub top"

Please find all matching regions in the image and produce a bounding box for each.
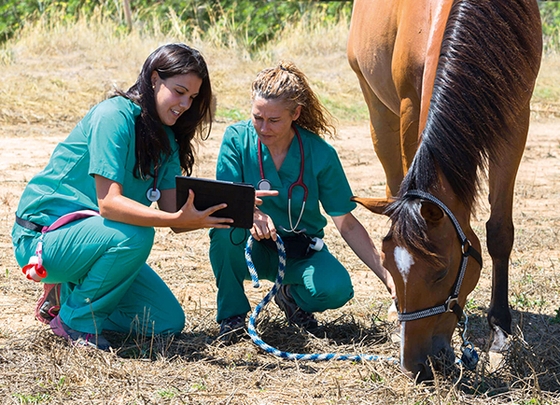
[216,120,356,238]
[14,96,181,228]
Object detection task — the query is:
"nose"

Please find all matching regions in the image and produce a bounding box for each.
[258,121,268,133]
[401,335,456,382]
[401,362,433,382]
[180,97,192,110]
[402,351,433,382]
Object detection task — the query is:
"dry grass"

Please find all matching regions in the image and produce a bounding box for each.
[1,12,560,405]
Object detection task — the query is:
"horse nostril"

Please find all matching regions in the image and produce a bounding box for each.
[414,363,434,383]
[401,360,433,382]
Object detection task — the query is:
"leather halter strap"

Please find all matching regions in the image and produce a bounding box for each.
[396,190,483,323]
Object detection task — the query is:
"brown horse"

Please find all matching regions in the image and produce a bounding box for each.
[347,0,542,381]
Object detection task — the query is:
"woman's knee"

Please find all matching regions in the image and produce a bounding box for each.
[209,228,246,273]
[320,280,354,308]
[158,305,185,335]
[305,269,354,310]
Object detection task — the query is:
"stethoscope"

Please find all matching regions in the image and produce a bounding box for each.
[146,168,161,202]
[257,125,307,233]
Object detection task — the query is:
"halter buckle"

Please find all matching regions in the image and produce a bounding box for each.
[445,296,459,313]
[461,239,471,256]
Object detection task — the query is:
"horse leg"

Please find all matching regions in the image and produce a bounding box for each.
[486,109,530,351]
[354,71,403,199]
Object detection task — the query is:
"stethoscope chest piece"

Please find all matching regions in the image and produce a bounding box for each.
[257,179,272,191]
[147,168,161,202]
[146,187,161,202]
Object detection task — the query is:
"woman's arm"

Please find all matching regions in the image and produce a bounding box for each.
[332,212,396,298]
[95,175,233,231]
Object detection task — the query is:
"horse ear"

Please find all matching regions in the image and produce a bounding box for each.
[420,200,444,223]
[351,196,395,216]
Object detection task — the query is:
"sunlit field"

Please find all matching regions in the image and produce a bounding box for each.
[1,10,560,404]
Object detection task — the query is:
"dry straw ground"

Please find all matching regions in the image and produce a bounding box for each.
[1,15,560,405]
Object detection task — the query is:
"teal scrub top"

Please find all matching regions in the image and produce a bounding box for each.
[216,120,356,239]
[14,96,181,228]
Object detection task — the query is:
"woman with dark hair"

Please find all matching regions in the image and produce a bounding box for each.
[11,43,232,350]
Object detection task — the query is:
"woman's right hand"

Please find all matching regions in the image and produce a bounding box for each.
[251,207,277,242]
[251,189,278,241]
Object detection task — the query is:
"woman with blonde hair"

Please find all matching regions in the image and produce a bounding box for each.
[209,61,395,343]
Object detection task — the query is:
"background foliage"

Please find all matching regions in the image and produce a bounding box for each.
[0,0,352,47]
[2,1,559,50]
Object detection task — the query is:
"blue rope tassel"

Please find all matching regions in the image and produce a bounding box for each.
[245,235,399,364]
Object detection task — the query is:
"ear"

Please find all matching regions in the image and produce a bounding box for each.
[292,105,302,121]
[351,196,395,215]
[151,71,159,88]
[420,200,444,223]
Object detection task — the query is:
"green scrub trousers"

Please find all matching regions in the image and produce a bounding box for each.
[209,227,354,322]
[13,216,185,335]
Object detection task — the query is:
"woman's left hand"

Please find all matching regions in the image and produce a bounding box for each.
[255,189,278,206]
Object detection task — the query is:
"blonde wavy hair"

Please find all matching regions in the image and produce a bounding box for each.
[251,61,336,137]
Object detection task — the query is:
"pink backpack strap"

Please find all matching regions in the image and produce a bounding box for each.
[43,210,100,233]
[23,210,100,282]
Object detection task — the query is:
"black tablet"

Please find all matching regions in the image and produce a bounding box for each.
[175,176,255,229]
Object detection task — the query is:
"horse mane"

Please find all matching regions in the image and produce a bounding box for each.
[387,0,541,260]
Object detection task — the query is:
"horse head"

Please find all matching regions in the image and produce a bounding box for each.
[354,187,483,381]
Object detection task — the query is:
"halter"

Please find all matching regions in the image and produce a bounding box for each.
[396,190,483,323]
[392,190,483,370]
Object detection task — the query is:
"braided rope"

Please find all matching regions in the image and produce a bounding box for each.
[245,235,399,364]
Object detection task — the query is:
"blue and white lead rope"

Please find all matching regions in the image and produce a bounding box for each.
[245,235,399,363]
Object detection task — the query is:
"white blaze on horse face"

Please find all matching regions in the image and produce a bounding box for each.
[394,246,414,283]
[394,246,414,366]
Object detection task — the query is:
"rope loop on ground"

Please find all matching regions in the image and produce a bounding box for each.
[245,235,399,364]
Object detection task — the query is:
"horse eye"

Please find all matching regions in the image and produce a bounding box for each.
[433,267,449,283]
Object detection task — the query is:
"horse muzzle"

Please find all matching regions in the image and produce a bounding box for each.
[400,323,456,382]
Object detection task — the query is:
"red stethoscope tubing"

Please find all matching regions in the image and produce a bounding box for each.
[258,125,307,232]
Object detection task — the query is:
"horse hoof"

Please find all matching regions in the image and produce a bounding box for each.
[488,350,505,372]
[489,325,510,352]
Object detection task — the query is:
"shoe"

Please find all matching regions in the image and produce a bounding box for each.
[274,285,319,331]
[50,315,111,351]
[35,283,61,324]
[218,315,246,344]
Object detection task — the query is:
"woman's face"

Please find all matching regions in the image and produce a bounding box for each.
[151,71,202,126]
[251,96,301,150]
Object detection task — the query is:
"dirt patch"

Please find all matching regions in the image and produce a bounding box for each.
[1,117,560,403]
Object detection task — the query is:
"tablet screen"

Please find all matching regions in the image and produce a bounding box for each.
[175,176,255,229]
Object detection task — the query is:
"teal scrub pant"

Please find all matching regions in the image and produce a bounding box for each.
[12,216,185,335]
[209,228,354,323]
